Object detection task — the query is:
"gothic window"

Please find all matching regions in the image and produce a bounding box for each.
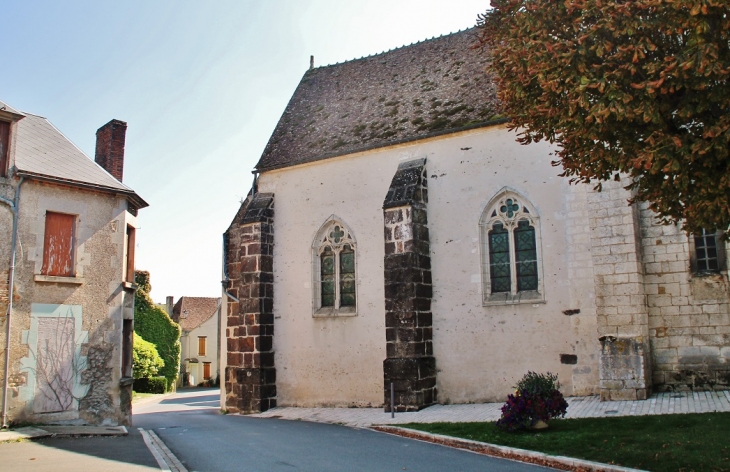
[313,218,357,315]
[690,229,727,274]
[480,190,544,305]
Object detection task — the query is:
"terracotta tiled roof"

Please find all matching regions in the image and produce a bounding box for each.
[171,297,221,331]
[255,28,502,172]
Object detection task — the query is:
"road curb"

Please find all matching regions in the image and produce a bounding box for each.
[0,425,128,442]
[371,426,645,472]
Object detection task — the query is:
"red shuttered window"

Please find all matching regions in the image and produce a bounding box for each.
[42,212,76,277]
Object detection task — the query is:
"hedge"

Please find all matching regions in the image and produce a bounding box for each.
[133,333,164,379]
[134,270,181,391]
[133,376,167,394]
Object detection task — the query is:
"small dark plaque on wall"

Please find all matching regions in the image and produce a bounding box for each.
[560,354,578,365]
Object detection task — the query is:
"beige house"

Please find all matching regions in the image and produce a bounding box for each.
[221,29,730,414]
[172,297,221,387]
[0,100,147,426]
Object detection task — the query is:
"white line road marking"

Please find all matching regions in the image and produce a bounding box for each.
[139,427,188,472]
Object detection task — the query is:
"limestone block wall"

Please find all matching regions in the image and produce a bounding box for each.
[587,179,651,400]
[639,202,730,391]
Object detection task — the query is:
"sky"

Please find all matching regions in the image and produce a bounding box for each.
[2,0,488,303]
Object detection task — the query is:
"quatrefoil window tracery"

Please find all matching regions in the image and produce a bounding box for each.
[488,196,531,229]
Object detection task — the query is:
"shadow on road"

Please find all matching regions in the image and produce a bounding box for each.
[0,432,160,471]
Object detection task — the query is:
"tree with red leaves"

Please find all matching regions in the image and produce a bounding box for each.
[478,0,730,235]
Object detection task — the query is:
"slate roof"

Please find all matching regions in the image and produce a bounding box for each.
[256,28,502,172]
[0,99,24,117]
[2,101,147,209]
[171,297,221,331]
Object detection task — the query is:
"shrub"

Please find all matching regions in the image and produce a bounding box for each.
[132,333,164,379]
[133,376,167,394]
[134,270,181,391]
[496,371,568,432]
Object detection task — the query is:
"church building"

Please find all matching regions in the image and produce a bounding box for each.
[222,29,730,413]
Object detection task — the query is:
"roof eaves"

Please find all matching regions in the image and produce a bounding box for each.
[255,118,509,173]
[14,170,149,209]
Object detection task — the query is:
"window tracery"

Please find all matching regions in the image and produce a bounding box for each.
[313,218,357,315]
[480,190,544,305]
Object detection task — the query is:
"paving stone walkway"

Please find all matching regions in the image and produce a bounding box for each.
[251,390,730,428]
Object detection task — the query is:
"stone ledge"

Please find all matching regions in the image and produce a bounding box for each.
[34,274,84,285]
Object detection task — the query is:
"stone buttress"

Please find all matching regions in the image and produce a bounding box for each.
[382,158,436,412]
[588,180,652,400]
[223,193,276,413]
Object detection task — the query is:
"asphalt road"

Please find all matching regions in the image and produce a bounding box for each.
[133,389,551,472]
[0,432,159,471]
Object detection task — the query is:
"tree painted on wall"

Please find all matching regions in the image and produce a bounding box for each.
[134,270,181,390]
[477,0,730,235]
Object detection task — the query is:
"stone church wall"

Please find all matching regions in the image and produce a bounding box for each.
[255,124,602,406]
[639,203,730,391]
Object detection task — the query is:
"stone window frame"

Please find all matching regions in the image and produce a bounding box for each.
[311,216,358,317]
[479,188,546,305]
[689,229,728,276]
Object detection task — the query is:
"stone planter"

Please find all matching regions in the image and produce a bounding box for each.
[531,420,549,430]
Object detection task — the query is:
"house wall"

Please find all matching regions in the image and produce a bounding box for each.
[2,180,136,425]
[182,312,220,386]
[255,124,601,406]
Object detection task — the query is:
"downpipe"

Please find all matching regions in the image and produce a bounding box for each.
[1,176,23,429]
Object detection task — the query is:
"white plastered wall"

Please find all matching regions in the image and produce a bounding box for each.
[256,124,600,406]
[183,311,220,386]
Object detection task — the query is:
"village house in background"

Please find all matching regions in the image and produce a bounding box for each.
[222,28,730,414]
[171,296,221,387]
[0,99,147,426]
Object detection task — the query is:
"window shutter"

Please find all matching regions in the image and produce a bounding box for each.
[42,212,75,277]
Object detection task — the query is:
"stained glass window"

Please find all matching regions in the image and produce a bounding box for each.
[515,220,538,291]
[315,220,357,312]
[694,229,720,273]
[340,244,356,306]
[489,223,511,293]
[481,191,544,303]
[321,247,335,307]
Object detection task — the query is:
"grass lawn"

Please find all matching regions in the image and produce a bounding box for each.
[131,391,164,403]
[401,412,730,472]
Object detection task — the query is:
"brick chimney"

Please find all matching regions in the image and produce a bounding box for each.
[95,119,127,182]
[166,296,174,315]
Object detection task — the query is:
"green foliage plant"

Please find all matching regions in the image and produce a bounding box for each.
[477,1,730,236]
[133,376,167,394]
[134,270,181,391]
[497,371,568,431]
[132,333,164,379]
